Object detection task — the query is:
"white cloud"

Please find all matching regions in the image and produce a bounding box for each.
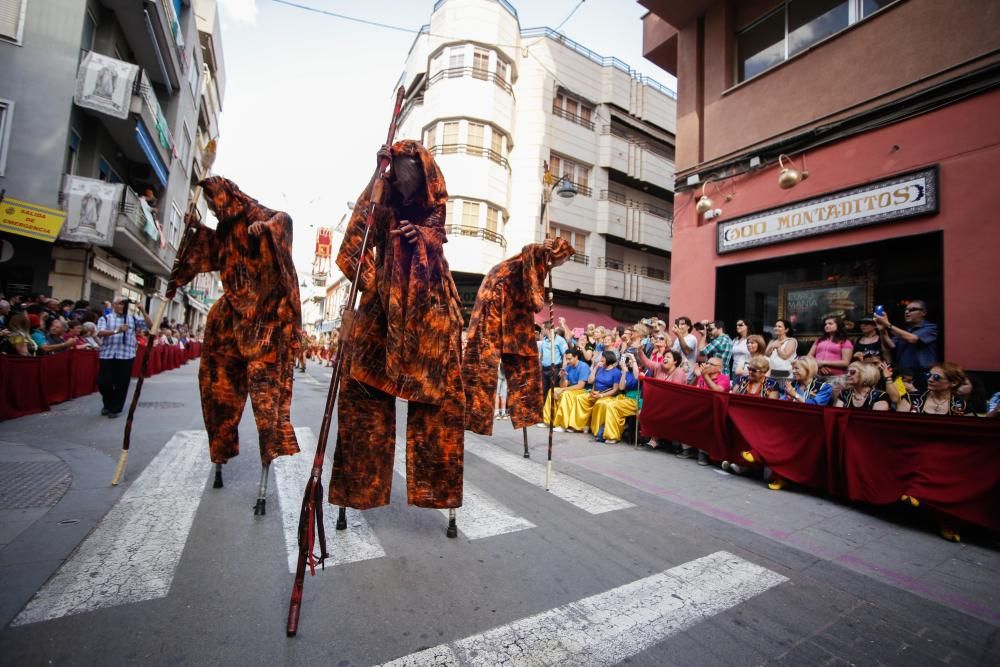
[219,0,258,24]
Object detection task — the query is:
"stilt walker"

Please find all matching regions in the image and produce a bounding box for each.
[287,87,406,637]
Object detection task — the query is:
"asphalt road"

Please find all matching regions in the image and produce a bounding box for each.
[1,359,998,666]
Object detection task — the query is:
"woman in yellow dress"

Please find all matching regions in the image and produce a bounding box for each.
[591,352,640,444]
[559,350,622,433]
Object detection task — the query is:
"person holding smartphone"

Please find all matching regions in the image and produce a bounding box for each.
[591,352,640,444]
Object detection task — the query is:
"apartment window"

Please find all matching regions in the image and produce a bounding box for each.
[485,206,499,234]
[425,124,436,150]
[551,225,587,259]
[445,200,453,224]
[495,59,508,84]
[0,99,12,176]
[80,9,97,63]
[490,130,502,158]
[472,48,489,80]
[442,121,459,153]
[737,0,897,82]
[553,93,595,129]
[64,128,81,176]
[448,47,464,73]
[0,0,27,44]
[169,204,182,248]
[98,156,122,184]
[467,122,484,156]
[549,154,590,195]
[645,266,667,281]
[180,121,193,171]
[462,200,479,229]
[187,56,201,96]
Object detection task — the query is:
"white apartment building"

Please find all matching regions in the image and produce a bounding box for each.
[392,0,676,324]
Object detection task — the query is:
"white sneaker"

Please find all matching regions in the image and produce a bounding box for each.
[604,439,618,444]
[553,427,565,433]
[535,423,547,428]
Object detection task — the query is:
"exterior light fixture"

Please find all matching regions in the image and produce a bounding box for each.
[778,153,809,189]
[695,179,714,215]
[555,177,577,199]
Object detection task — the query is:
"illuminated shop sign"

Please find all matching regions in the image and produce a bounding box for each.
[717,167,938,254]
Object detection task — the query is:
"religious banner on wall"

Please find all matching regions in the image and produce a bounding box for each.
[717,167,938,254]
[0,196,66,242]
[74,51,139,120]
[60,176,123,246]
[315,227,333,257]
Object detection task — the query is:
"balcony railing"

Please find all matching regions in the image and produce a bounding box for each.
[601,125,675,161]
[430,143,510,170]
[600,190,673,222]
[552,105,595,131]
[133,71,175,155]
[596,257,669,280]
[569,253,590,266]
[434,0,517,18]
[428,66,513,95]
[597,257,625,271]
[445,225,507,249]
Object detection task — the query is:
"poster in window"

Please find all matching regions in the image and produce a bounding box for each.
[778,279,873,337]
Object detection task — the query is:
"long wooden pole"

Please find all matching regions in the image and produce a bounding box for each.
[286,86,405,638]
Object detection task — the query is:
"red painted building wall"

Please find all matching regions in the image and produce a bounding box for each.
[669,87,1000,372]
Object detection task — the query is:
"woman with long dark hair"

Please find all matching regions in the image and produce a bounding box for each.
[730,319,753,377]
[765,319,797,381]
[807,317,853,379]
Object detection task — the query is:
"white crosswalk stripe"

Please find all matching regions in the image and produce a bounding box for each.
[465,437,635,515]
[394,450,535,540]
[379,550,788,666]
[13,431,209,626]
[274,428,386,573]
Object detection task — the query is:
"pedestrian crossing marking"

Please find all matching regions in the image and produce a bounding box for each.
[12,431,209,626]
[465,437,635,515]
[274,428,386,573]
[379,550,788,666]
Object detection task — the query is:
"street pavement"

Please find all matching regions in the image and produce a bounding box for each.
[1,359,999,666]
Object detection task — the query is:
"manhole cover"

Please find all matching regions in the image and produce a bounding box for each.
[0,461,72,509]
[136,402,186,409]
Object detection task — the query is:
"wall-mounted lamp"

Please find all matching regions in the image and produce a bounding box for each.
[777,154,809,189]
[695,179,715,215]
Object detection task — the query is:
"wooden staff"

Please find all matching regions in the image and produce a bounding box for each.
[286,86,405,638]
[545,270,556,491]
[111,144,215,485]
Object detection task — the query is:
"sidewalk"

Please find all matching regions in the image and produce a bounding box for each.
[487,420,1000,627]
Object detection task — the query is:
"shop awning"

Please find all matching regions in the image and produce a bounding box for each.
[135,120,169,187]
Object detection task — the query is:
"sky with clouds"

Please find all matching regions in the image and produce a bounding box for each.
[211,0,675,282]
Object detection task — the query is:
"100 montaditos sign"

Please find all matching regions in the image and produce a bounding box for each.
[717,166,938,254]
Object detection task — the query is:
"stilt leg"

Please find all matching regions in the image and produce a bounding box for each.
[336,506,347,530]
[522,427,530,458]
[253,463,270,516]
[446,508,457,538]
[213,463,223,489]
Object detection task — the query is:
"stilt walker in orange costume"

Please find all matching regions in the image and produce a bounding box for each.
[463,238,575,436]
[167,176,302,516]
[330,140,465,534]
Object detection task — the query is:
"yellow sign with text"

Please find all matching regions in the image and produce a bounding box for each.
[0,197,67,242]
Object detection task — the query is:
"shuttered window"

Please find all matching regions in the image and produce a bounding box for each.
[0,0,27,44]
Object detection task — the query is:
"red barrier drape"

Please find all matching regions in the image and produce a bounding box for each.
[639,378,1000,531]
[2,344,200,422]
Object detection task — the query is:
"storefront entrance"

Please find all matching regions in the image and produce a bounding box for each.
[715,232,944,352]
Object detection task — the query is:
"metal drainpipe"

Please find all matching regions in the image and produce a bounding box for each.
[143,7,174,96]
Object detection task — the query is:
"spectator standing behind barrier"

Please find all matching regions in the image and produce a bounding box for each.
[1,312,38,356]
[700,320,734,377]
[669,316,698,376]
[782,357,833,406]
[808,317,853,379]
[889,362,972,416]
[765,319,797,380]
[875,299,938,389]
[96,297,152,418]
[730,319,752,377]
[78,322,100,349]
[853,316,886,362]
[537,322,568,413]
[681,357,731,465]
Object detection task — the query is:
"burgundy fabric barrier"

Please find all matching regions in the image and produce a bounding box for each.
[2,344,201,422]
[640,378,1000,531]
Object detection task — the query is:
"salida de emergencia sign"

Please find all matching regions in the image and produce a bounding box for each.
[716,167,938,254]
[0,196,67,242]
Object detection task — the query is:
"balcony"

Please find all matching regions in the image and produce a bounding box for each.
[597,191,673,252]
[599,125,675,192]
[550,253,593,294]
[442,225,506,275]
[74,54,173,186]
[117,185,176,275]
[432,145,510,207]
[425,67,515,129]
[593,258,670,307]
[103,0,186,92]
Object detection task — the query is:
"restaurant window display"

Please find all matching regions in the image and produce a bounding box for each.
[715,232,943,353]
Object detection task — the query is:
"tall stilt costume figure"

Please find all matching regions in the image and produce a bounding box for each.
[463,239,575,435]
[167,176,302,514]
[330,141,465,511]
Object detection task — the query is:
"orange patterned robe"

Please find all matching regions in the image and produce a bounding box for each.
[330,141,465,510]
[167,176,301,465]
[463,239,575,435]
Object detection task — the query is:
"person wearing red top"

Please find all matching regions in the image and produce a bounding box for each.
[807,317,853,378]
[678,357,730,465]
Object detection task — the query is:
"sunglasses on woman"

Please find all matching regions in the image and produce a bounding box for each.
[928,372,944,382]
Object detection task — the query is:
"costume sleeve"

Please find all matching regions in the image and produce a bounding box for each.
[166,223,218,297]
